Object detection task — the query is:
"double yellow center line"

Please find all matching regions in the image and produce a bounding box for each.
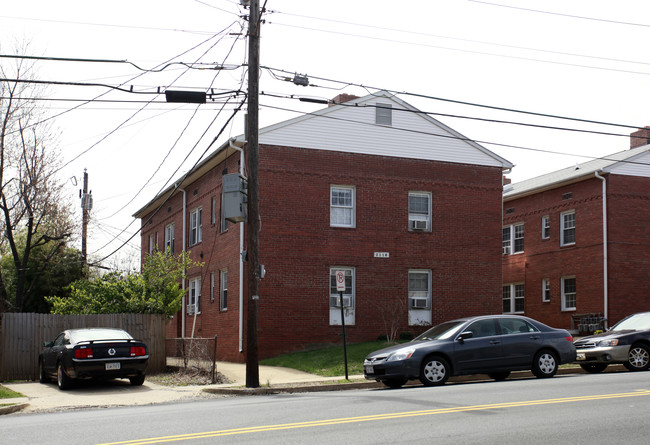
[101,389,650,444]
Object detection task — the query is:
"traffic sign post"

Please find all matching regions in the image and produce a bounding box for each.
[335,270,349,380]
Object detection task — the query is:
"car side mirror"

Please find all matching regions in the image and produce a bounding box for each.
[458,331,473,341]
[44,341,54,348]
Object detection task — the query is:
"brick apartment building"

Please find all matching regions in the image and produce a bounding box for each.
[502,129,650,334]
[134,92,513,361]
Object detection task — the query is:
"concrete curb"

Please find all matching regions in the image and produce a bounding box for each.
[0,403,29,415]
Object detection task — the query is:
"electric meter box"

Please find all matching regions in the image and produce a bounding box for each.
[222,173,247,223]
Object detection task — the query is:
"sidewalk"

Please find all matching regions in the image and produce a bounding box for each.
[0,362,369,415]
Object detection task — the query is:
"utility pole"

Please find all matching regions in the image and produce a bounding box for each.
[245,0,261,388]
[80,169,92,276]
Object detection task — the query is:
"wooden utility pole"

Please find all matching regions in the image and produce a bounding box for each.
[245,0,261,388]
[80,169,91,276]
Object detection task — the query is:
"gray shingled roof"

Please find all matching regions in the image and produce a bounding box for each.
[503,144,650,199]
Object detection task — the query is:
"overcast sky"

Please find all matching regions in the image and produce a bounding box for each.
[2,0,649,268]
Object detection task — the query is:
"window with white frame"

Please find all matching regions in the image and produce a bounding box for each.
[220,269,228,311]
[408,192,431,231]
[148,234,154,255]
[408,270,431,309]
[189,207,202,245]
[188,277,201,314]
[561,211,575,246]
[542,216,550,239]
[330,186,355,228]
[329,268,354,308]
[503,283,525,313]
[502,223,524,255]
[164,223,175,254]
[210,272,215,301]
[562,276,576,310]
[376,103,392,126]
[211,197,217,225]
[220,194,229,232]
[542,278,551,302]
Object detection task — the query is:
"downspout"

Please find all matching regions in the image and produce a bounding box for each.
[594,171,608,328]
[229,138,246,352]
[178,186,187,338]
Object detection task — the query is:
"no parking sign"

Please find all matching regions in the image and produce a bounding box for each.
[335,270,346,292]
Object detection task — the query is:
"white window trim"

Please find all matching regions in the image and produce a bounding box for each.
[330,186,356,228]
[189,206,203,245]
[503,283,525,314]
[542,216,550,239]
[148,234,154,255]
[188,277,201,314]
[542,278,551,303]
[329,267,355,308]
[502,223,524,255]
[220,269,228,311]
[211,197,217,225]
[164,223,175,254]
[561,276,577,311]
[560,210,576,246]
[408,192,432,232]
[210,272,215,301]
[408,269,432,309]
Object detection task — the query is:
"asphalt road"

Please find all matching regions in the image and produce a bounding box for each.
[2,371,650,444]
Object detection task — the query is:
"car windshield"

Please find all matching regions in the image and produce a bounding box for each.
[612,313,650,332]
[414,321,465,341]
[69,329,133,343]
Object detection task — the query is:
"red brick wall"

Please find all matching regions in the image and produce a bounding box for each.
[141,145,506,361]
[255,145,504,358]
[503,173,650,330]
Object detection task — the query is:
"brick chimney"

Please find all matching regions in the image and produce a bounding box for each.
[329,94,360,107]
[630,126,650,149]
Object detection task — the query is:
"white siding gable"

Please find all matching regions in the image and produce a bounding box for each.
[605,150,650,178]
[256,93,511,168]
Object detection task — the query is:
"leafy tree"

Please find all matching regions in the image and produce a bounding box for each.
[1,44,76,311]
[0,232,84,312]
[46,251,201,317]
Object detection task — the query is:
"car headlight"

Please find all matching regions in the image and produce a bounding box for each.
[597,339,619,347]
[386,348,415,362]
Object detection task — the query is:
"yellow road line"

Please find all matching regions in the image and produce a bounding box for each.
[100,389,650,444]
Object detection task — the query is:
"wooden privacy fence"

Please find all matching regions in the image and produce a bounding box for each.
[0,313,167,381]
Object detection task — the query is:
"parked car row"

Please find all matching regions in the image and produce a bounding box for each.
[39,328,149,390]
[364,312,650,388]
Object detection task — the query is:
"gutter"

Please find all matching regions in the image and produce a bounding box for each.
[594,171,608,328]
[229,138,247,353]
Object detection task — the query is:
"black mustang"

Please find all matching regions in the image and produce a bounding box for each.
[39,328,149,390]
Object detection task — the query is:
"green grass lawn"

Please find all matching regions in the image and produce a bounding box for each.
[0,384,23,399]
[260,340,401,377]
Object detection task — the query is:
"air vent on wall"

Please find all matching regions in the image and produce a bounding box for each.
[562,193,573,200]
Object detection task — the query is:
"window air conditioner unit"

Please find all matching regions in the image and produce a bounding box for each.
[410,219,428,230]
[502,246,510,255]
[410,298,428,309]
[330,296,352,308]
[187,304,196,315]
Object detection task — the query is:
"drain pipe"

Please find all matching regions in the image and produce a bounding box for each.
[229,138,246,352]
[594,171,608,328]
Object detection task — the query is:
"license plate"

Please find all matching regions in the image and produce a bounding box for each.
[576,353,585,361]
[106,362,121,370]
[365,365,374,374]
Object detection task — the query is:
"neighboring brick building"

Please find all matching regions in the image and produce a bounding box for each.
[134,92,513,361]
[502,131,650,334]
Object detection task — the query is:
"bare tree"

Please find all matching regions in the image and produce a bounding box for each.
[0,45,76,311]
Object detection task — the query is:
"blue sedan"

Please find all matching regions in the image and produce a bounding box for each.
[364,315,576,388]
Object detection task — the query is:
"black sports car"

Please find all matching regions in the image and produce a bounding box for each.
[364,315,576,388]
[39,328,149,390]
[574,311,650,373]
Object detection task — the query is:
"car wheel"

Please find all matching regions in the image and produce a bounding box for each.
[57,363,73,390]
[382,379,407,389]
[580,363,608,373]
[488,371,510,381]
[39,360,49,384]
[532,350,558,378]
[129,375,146,386]
[624,344,650,371]
[419,356,450,386]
